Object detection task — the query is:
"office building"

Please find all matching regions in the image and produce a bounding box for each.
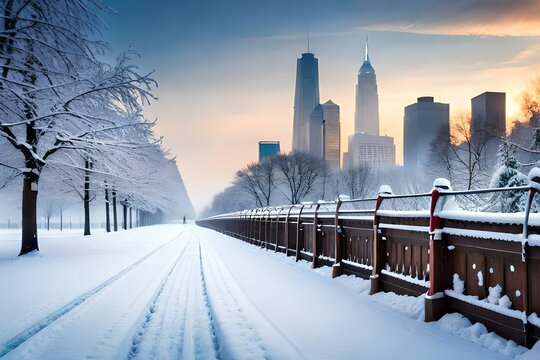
[258,141,280,161]
[403,96,450,168]
[344,133,395,169]
[308,100,341,172]
[471,92,506,139]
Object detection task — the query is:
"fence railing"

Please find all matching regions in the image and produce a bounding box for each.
[196,169,540,348]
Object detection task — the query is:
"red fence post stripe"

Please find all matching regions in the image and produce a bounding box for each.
[425,188,447,322]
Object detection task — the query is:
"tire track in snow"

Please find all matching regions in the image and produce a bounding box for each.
[195,228,307,360]
[197,230,270,360]
[127,232,193,359]
[128,228,219,360]
[0,231,184,359]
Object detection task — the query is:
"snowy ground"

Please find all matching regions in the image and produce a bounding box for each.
[0,224,538,359]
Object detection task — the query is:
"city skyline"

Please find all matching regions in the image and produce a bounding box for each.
[103,0,540,211]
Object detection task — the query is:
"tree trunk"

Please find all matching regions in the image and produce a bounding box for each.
[83,159,91,236]
[129,207,132,229]
[122,203,127,230]
[47,216,50,231]
[60,210,63,231]
[105,188,111,233]
[20,174,39,255]
[112,191,118,232]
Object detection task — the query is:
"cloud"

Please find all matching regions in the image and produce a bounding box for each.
[504,44,540,66]
[355,0,540,36]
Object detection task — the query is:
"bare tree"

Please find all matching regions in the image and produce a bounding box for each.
[427,125,454,183]
[275,152,323,205]
[428,113,491,190]
[340,165,372,200]
[236,157,277,207]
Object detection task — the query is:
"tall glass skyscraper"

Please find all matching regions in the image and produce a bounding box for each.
[344,38,395,169]
[292,52,320,152]
[354,39,379,136]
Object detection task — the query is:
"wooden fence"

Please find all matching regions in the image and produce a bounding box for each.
[196,173,540,348]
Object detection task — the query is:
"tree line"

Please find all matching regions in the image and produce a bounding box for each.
[0,0,194,255]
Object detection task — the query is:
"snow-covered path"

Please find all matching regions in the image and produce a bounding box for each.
[0,224,533,359]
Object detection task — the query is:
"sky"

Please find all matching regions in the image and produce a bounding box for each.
[104,0,540,212]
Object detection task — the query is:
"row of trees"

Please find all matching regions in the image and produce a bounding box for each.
[201,152,432,217]
[0,1,193,255]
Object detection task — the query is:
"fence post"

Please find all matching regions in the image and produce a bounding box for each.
[425,179,447,322]
[264,208,270,250]
[275,208,283,252]
[332,200,343,278]
[523,168,539,347]
[284,206,292,256]
[258,209,263,247]
[312,203,321,269]
[370,186,390,295]
[295,205,305,262]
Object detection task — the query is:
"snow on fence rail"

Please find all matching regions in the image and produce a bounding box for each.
[196,168,540,349]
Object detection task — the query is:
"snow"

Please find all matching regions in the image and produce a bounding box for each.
[499,295,513,309]
[488,284,503,305]
[528,167,540,191]
[518,341,540,360]
[445,290,524,321]
[0,225,535,359]
[478,270,484,286]
[376,209,430,218]
[434,177,453,190]
[439,210,540,226]
[529,234,540,247]
[453,273,465,294]
[442,226,522,242]
[335,215,374,221]
[529,313,540,327]
[342,258,373,270]
[437,313,526,358]
[378,223,430,233]
[379,184,393,195]
[381,269,430,288]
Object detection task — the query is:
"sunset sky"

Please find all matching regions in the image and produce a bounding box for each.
[106,0,540,212]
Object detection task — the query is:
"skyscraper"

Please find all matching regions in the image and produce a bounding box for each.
[403,96,450,168]
[354,38,379,136]
[471,92,506,139]
[470,92,506,170]
[322,100,341,172]
[292,52,320,152]
[344,38,395,169]
[308,100,341,171]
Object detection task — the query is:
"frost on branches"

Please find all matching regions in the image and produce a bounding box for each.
[0,1,193,255]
